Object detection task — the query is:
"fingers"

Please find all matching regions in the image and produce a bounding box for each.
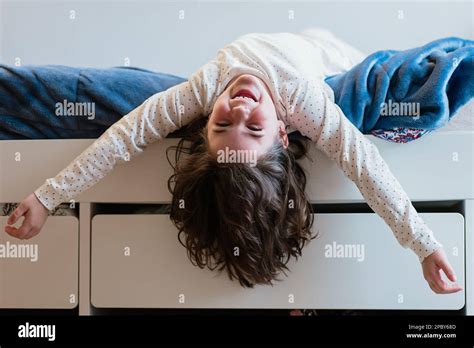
[427,269,463,294]
[437,258,457,282]
[428,281,463,294]
[5,207,32,239]
[427,279,443,294]
[4,199,45,240]
[7,202,28,225]
[4,223,34,240]
[423,250,463,294]
[4,201,33,240]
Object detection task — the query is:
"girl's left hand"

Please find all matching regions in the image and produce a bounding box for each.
[422,248,463,294]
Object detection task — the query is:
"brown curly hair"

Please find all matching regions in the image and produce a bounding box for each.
[167,117,317,288]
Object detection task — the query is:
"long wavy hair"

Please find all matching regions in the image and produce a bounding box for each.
[166,116,317,288]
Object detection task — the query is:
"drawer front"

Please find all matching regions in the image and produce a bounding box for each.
[0,216,79,309]
[302,133,474,202]
[91,213,464,310]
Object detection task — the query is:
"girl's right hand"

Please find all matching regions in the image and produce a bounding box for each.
[4,193,49,240]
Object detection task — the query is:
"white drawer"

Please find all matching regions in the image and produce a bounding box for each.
[301,132,474,202]
[91,213,464,310]
[0,216,79,309]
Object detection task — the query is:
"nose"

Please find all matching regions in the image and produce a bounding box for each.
[231,104,252,122]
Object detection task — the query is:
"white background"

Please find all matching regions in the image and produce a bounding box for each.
[1,0,472,78]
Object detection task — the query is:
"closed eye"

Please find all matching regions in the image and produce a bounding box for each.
[216,123,262,132]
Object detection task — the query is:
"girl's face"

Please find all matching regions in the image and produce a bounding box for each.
[207,74,288,158]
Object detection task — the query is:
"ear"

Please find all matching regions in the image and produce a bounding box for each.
[278,120,289,149]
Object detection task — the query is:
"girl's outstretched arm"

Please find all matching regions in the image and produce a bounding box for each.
[34,59,220,212]
[286,78,462,294]
[5,58,221,238]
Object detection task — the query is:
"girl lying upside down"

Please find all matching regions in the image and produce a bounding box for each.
[5,29,462,304]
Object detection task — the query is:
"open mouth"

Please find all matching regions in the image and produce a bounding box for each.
[232,89,257,102]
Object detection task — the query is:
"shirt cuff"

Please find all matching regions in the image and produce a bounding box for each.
[407,224,444,263]
[34,179,64,212]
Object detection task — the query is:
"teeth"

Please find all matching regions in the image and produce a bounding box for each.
[234,96,254,101]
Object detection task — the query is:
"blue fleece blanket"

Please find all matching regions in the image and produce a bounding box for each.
[1,37,473,140]
[0,65,185,139]
[324,37,474,133]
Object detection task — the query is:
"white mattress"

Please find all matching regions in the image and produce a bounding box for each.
[437,99,473,132]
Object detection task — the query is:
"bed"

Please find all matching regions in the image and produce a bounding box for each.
[0,99,472,315]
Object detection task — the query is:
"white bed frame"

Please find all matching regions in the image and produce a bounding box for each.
[0,122,472,315]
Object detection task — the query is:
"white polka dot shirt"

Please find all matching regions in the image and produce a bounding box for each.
[34,28,442,262]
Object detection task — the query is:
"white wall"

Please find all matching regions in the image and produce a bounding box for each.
[1,0,472,77]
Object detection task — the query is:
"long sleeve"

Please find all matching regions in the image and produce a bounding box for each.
[34,59,221,211]
[286,79,443,262]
